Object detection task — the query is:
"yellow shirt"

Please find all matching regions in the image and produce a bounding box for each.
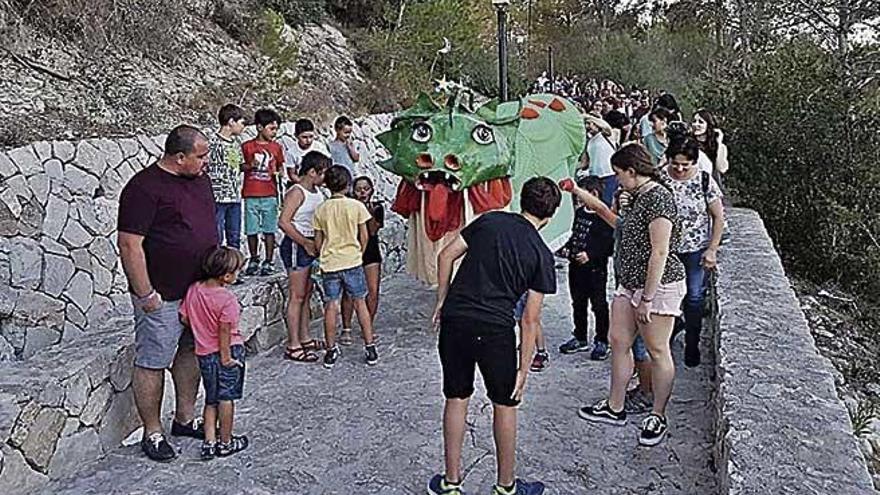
[312,197,372,273]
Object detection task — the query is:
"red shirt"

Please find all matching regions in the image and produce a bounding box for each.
[241,139,284,198]
[179,282,244,356]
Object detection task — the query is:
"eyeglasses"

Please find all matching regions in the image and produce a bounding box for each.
[670,161,694,169]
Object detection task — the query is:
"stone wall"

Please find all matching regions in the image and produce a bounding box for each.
[0,113,404,361]
[0,278,288,493]
[712,208,875,494]
[0,113,407,492]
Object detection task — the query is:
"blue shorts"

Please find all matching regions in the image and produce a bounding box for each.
[322,266,368,302]
[280,236,316,272]
[513,293,528,321]
[198,345,246,405]
[244,197,278,236]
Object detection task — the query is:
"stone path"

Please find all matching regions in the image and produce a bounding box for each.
[46,269,718,495]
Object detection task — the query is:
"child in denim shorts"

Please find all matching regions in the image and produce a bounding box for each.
[312,165,379,369]
[179,247,250,460]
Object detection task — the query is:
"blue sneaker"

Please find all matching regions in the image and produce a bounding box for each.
[492,479,545,495]
[428,474,466,495]
[590,341,610,361]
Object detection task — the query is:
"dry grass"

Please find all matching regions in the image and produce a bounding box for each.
[9,0,190,62]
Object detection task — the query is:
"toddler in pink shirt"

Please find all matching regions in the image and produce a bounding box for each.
[180,246,249,460]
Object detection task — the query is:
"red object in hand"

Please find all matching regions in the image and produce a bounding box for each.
[558,178,575,192]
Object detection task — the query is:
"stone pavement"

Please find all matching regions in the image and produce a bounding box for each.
[45,269,718,495]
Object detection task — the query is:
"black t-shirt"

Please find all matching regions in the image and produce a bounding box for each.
[118,164,219,301]
[441,211,557,329]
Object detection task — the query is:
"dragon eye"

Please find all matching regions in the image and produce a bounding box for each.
[411,122,433,143]
[472,125,494,145]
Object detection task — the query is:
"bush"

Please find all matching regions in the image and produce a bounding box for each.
[701,40,880,302]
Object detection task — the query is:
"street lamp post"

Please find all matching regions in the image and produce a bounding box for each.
[492,0,510,101]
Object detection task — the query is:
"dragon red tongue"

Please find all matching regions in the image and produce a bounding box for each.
[426,182,450,222]
[422,182,463,241]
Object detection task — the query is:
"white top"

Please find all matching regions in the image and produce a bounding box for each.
[586,133,616,178]
[292,184,324,238]
[697,150,714,175]
[284,141,329,175]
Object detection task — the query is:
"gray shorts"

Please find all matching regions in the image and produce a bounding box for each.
[133,298,194,370]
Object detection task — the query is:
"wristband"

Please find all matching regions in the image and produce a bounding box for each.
[133,290,160,308]
[641,295,654,303]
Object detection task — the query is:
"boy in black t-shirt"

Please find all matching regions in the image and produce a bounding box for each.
[557,176,615,360]
[428,178,561,495]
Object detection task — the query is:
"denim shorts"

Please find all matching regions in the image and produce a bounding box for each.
[322,266,368,302]
[133,298,195,370]
[244,196,278,236]
[198,344,246,405]
[280,236,316,272]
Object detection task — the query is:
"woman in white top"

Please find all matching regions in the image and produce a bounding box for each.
[278,151,329,362]
[692,109,729,188]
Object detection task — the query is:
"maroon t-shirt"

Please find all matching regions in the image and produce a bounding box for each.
[117,164,219,301]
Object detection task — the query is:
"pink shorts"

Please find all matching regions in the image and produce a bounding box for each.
[614,279,687,317]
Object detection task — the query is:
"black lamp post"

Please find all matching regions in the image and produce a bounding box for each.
[492,0,510,101]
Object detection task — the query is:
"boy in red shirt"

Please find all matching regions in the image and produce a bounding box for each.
[241,109,284,276]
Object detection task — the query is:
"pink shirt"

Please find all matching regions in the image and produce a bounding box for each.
[179,282,243,356]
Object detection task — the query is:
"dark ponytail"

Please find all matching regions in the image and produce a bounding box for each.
[611,143,671,191]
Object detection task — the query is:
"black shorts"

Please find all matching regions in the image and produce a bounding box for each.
[438,320,519,407]
[363,235,382,266]
[198,345,246,405]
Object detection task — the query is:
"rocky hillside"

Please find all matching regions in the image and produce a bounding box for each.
[0,0,363,147]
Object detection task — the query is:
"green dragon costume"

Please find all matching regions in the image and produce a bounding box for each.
[377,87,586,284]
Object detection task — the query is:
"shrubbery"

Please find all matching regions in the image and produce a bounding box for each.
[704,41,880,302]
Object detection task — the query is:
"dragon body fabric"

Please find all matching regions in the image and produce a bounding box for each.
[377,90,586,284]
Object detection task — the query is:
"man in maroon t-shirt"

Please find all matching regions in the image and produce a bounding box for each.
[117,125,219,462]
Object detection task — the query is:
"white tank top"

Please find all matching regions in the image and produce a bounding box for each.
[292,184,323,238]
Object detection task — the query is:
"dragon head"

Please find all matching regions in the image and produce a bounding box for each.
[376,91,520,193]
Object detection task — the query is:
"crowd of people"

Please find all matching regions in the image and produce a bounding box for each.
[115,81,730,495]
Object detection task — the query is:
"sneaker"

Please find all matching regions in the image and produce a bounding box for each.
[427,474,466,494]
[491,479,545,495]
[639,413,668,446]
[529,351,549,372]
[244,258,260,276]
[558,337,590,354]
[170,418,205,440]
[259,260,275,276]
[624,388,653,414]
[364,344,379,366]
[141,432,176,462]
[200,440,216,461]
[217,435,249,457]
[323,346,341,369]
[577,399,627,426]
[590,341,610,361]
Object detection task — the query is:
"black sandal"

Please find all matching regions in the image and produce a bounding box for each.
[217,435,249,457]
[302,339,327,351]
[284,347,318,362]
